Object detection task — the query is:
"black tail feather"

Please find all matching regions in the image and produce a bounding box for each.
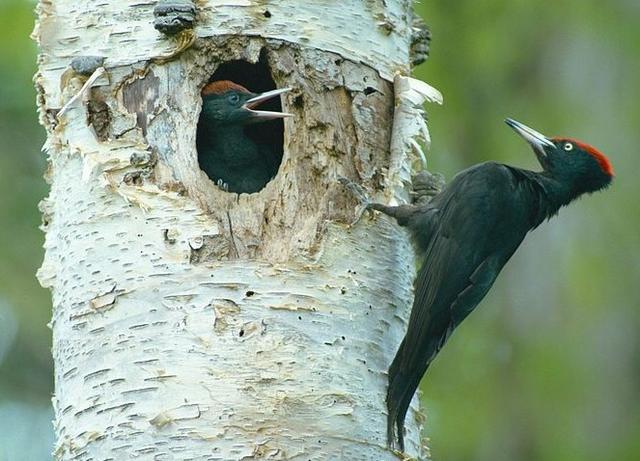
[386,369,405,449]
[387,369,421,451]
[386,340,410,450]
[386,340,435,451]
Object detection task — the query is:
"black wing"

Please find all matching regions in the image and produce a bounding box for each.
[387,163,532,449]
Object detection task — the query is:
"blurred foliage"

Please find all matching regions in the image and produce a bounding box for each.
[0,0,638,460]
[414,1,640,461]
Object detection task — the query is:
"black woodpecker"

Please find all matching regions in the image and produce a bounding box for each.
[349,119,614,450]
[196,80,292,194]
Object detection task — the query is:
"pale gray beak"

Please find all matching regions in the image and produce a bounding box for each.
[505,118,555,159]
[505,118,557,171]
[244,87,293,120]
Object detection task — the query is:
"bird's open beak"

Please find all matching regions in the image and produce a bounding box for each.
[505,118,555,166]
[243,87,293,120]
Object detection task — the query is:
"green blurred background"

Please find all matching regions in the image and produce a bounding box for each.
[0,0,54,460]
[0,0,637,460]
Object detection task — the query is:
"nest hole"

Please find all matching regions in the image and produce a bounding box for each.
[196,52,286,194]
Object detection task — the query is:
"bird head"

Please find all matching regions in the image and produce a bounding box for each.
[505,118,613,194]
[201,80,292,126]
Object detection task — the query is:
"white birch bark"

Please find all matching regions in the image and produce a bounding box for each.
[34,1,437,459]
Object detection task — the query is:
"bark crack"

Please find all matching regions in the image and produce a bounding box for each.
[226,210,240,259]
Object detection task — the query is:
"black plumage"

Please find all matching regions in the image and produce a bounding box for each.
[372,119,614,450]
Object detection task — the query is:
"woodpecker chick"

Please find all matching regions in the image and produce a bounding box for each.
[346,119,613,451]
[196,80,292,194]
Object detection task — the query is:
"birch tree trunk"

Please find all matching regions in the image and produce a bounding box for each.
[34,1,437,459]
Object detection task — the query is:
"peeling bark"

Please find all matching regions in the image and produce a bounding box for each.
[35,1,438,459]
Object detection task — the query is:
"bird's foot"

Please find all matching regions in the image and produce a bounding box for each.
[216,178,229,192]
[410,170,444,205]
[337,176,374,226]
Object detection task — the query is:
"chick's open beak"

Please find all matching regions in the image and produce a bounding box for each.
[244,87,293,120]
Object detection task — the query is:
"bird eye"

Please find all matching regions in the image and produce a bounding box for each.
[228,94,240,104]
[563,142,574,152]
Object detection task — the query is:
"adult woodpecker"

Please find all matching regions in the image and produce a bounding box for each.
[196,80,292,194]
[345,119,614,450]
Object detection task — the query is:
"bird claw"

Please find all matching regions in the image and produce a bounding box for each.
[410,171,444,205]
[337,176,374,226]
[216,178,229,192]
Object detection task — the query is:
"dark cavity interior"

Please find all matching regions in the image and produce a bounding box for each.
[196,52,285,194]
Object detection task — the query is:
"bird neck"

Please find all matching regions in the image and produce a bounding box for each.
[211,121,245,136]
[508,167,575,226]
[532,172,575,223]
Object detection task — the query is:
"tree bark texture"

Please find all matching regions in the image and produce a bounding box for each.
[34,1,436,459]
